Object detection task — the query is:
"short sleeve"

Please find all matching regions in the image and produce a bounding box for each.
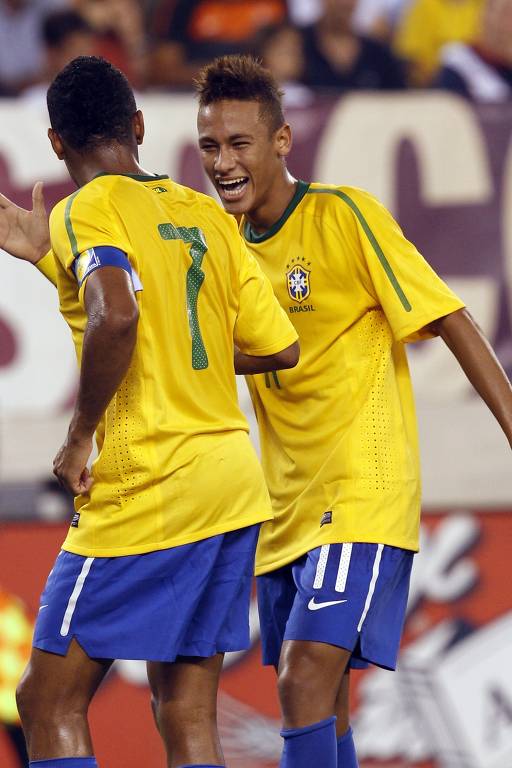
[49,188,131,273]
[347,189,465,342]
[235,240,298,355]
[49,186,135,306]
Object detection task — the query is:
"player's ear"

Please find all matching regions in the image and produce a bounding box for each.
[275,123,292,159]
[133,110,145,145]
[48,128,65,160]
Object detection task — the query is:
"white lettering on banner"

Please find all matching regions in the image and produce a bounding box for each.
[314,92,492,211]
[407,515,479,615]
[0,95,511,501]
[137,94,215,195]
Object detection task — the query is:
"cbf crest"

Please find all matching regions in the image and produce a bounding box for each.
[286,256,311,303]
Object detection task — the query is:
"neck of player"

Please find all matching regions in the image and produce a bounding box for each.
[246,169,298,234]
[66,143,152,188]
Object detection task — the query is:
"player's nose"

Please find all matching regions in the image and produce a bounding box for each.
[214,146,236,173]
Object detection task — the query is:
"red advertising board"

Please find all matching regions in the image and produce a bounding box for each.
[1,511,511,768]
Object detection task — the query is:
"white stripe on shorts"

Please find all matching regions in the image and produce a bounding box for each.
[357,544,383,632]
[335,543,353,593]
[60,557,94,637]
[313,544,330,589]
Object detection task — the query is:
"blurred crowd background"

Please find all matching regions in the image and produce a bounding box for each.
[1,0,512,105]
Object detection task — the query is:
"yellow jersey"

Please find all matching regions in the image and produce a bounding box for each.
[242,182,465,575]
[48,172,298,557]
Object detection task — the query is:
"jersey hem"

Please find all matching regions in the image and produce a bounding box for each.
[255,536,419,575]
[61,511,272,558]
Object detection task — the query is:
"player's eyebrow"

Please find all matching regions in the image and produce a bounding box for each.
[198,132,253,144]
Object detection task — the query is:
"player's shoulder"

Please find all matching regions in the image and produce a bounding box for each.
[169,180,231,215]
[306,183,381,212]
[50,175,114,218]
[169,180,240,236]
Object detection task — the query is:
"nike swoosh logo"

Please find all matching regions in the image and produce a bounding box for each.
[39,604,49,611]
[308,597,347,611]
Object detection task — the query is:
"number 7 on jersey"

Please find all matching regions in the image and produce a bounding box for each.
[159,223,209,370]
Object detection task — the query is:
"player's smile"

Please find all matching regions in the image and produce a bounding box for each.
[215,175,250,202]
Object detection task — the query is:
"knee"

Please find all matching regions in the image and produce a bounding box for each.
[278,656,318,706]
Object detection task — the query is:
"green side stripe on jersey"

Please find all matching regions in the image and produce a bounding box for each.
[64,189,81,258]
[307,188,412,312]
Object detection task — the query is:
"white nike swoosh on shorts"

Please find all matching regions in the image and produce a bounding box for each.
[39,604,49,611]
[307,597,347,611]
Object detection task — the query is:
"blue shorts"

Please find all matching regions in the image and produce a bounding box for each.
[34,524,260,661]
[257,543,414,670]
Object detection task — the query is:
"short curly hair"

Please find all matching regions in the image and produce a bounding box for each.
[47,56,137,152]
[195,54,285,132]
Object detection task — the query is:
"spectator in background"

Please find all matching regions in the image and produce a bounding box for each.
[300,0,407,91]
[72,0,147,87]
[287,0,322,26]
[257,23,313,106]
[0,587,33,768]
[393,0,484,85]
[0,0,66,96]
[22,10,96,103]
[433,0,512,100]
[148,0,287,88]
[352,0,413,41]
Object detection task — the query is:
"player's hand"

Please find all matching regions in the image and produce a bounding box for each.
[53,433,94,497]
[0,181,50,263]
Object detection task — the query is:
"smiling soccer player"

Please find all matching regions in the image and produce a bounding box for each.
[195,55,512,768]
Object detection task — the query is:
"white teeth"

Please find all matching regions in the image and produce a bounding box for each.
[218,177,247,187]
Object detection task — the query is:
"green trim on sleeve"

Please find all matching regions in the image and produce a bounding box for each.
[307,187,412,312]
[64,189,81,259]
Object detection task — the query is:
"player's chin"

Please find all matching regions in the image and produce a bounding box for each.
[217,182,252,214]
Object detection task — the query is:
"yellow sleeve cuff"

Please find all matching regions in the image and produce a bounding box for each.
[35,250,58,286]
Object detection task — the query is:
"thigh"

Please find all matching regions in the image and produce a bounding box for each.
[284,543,413,671]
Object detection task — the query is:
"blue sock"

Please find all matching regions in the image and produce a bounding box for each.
[280,715,337,767]
[337,726,358,767]
[30,759,98,768]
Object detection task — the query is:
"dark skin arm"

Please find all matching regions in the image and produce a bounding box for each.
[53,267,139,495]
[429,308,512,446]
[234,340,300,374]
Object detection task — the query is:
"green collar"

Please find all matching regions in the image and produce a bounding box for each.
[93,172,169,182]
[243,180,310,243]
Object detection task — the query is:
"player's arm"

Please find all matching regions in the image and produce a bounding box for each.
[234,237,299,374]
[53,266,139,495]
[234,341,299,374]
[429,308,512,446]
[0,183,52,266]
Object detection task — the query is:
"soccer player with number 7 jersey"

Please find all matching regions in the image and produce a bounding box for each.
[0,57,299,768]
[195,55,512,768]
